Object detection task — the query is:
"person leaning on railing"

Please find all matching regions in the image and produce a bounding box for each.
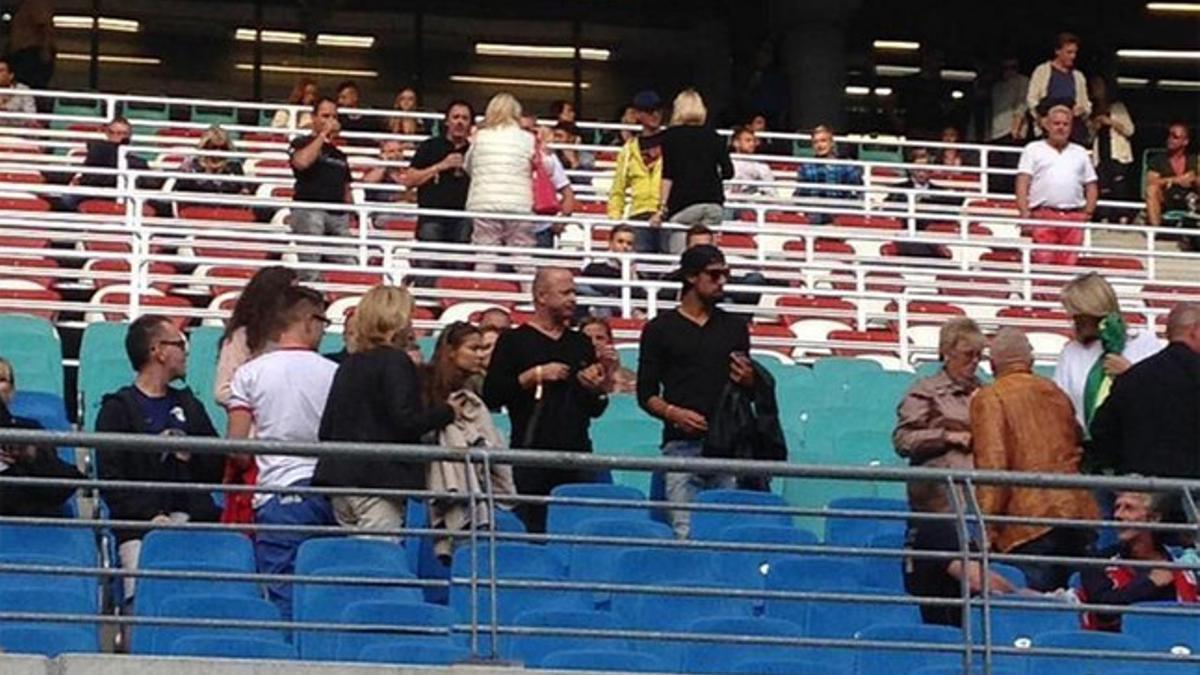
[971,328,1099,592]
[892,318,984,512]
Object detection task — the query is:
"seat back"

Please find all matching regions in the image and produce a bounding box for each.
[1026,630,1147,675]
[295,565,422,660]
[541,648,670,673]
[546,483,649,534]
[332,600,455,662]
[505,609,626,667]
[151,594,284,655]
[691,489,793,540]
[78,321,133,430]
[680,616,806,674]
[0,315,62,396]
[823,497,908,547]
[854,623,966,675]
[168,635,296,659]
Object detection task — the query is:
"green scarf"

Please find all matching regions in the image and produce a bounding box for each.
[1083,312,1127,431]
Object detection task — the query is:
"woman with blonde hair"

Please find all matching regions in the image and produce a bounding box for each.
[1054,272,1162,429]
[387,86,425,136]
[176,125,248,195]
[465,92,537,272]
[894,317,986,513]
[313,285,464,536]
[650,89,733,253]
[271,77,318,129]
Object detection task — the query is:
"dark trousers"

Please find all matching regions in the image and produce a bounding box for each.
[513,466,596,534]
[254,488,334,620]
[1008,527,1093,592]
[413,216,472,279]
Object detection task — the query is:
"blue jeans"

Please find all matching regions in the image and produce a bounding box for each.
[254,483,334,620]
[662,440,735,539]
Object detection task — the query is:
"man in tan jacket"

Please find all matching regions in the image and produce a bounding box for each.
[971,327,1098,591]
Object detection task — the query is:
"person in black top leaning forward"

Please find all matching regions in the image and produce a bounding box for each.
[637,245,753,538]
[403,100,474,272]
[483,267,610,532]
[649,89,734,254]
[288,96,355,279]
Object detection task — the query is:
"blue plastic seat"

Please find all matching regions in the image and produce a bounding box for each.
[148,594,284,655]
[0,524,96,566]
[168,635,296,659]
[680,616,806,674]
[690,489,793,540]
[861,532,906,592]
[333,600,456,662]
[731,658,851,674]
[854,623,966,675]
[0,625,99,656]
[295,565,422,660]
[823,497,908,546]
[908,668,1022,675]
[970,596,1081,649]
[357,641,471,665]
[505,609,626,667]
[1026,630,1148,674]
[0,588,99,652]
[541,648,670,673]
[1122,602,1200,656]
[567,517,674,584]
[710,525,819,591]
[547,483,649,534]
[296,537,410,576]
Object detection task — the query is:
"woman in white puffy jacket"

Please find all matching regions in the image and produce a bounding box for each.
[464,92,536,273]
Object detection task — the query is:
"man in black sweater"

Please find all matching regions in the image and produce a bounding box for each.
[637,245,754,538]
[95,315,223,605]
[484,267,610,533]
[1090,302,1200,478]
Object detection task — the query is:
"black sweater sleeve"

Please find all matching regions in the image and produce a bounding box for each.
[382,351,455,441]
[636,320,664,413]
[716,133,734,180]
[483,331,522,411]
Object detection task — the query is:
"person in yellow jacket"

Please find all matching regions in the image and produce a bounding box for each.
[607,90,664,252]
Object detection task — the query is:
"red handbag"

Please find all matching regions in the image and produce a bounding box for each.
[531,152,560,216]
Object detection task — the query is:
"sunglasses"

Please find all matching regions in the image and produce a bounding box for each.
[157,339,187,351]
[701,267,731,281]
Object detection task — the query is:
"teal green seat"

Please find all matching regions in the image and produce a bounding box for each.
[811,357,883,386]
[793,142,815,158]
[777,382,819,421]
[318,333,345,356]
[801,406,894,456]
[860,371,917,412]
[603,394,650,422]
[616,346,639,372]
[593,417,662,494]
[834,429,894,465]
[780,456,879,535]
[190,106,239,127]
[185,326,226,435]
[79,323,134,431]
[859,148,903,164]
[257,110,277,127]
[52,98,104,129]
[416,335,437,360]
[0,315,63,397]
[121,102,169,121]
[1033,363,1055,379]
[914,362,992,384]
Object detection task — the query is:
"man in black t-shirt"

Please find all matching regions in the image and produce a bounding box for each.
[403,100,474,271]
[288,97,355,279]
[335,81,381,143]
[483,267,610,532]
[1146,123,1198,249]
[637,245,753,538]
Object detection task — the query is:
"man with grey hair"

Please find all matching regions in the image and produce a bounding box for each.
[1090,303,1200,478]
[1015,104,1098,266]
[483,267,610,532]
[971,327,1099,591]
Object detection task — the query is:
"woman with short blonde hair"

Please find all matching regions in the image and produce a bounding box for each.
[652,88,733,253]
[349,285,414,353]
[1055,272,1162,428]
[670,89,707,127]
[178,125,247,194]
[938,317,986,361]
[465,92,537,271]
[314,284,461,538]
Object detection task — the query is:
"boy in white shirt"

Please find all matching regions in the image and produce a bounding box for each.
[226,285,337,618]
[729,126,775,197]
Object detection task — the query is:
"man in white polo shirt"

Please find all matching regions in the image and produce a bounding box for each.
[1015,104,1098,266]
[226,285,337,619]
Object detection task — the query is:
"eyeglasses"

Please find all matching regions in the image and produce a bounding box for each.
[701,267,731,281]
[311,314,333,326]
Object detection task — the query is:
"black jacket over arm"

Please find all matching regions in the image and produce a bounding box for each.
[704,361,787,462]
[313,347,454,491]
[94,386,223,542]
[0,404,84,518]
[1089,342,1200,478]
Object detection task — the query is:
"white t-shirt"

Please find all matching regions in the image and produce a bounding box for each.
[1053,328,1163,429]
[731,159,775,195]
[227,348,338,507]
[1017,140,1098,210]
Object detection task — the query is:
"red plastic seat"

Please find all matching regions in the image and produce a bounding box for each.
[979,250,1021,264]
[765,211,809,225]
[749,322,796,355]
[936,274,1015,299]
[1143,284,1200,309]
[92,292,193,328]
[323,271,385,300]
[607,317,647,340]
[240,132,289,144]
[0,257,58,288]
[829,272,905,294]
[884,300,965,329]
[0,235,49,250]
[831,215,902,230]
[0,197,50,212]
[1075,256,1145,271]
[192,242,272,261]
[374,216,417,233]
[434,278,521,309]
[88,260,177,291]
[0,171,44,184]
[82,239,133,253]
[79,199,155,216]
[826,329,901,357]
[0,287,60,321]
[179,206,257,223]
[716,233,756,251]
[576,201,607,215]
[202,266,258,296]
[925,222,993,237]
[775,296,856,324]
[156,127,204,139]
[781,239,855,256]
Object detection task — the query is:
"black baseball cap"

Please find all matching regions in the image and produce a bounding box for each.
[666,244,726,282]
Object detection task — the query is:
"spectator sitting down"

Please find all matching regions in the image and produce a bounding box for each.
[794,124,862,224]
[0,57,37,123]
[175,125,248,195]
[728,125,775,197]
[1145,122,1198,249]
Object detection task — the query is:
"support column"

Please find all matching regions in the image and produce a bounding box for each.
[772,0,860,131]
